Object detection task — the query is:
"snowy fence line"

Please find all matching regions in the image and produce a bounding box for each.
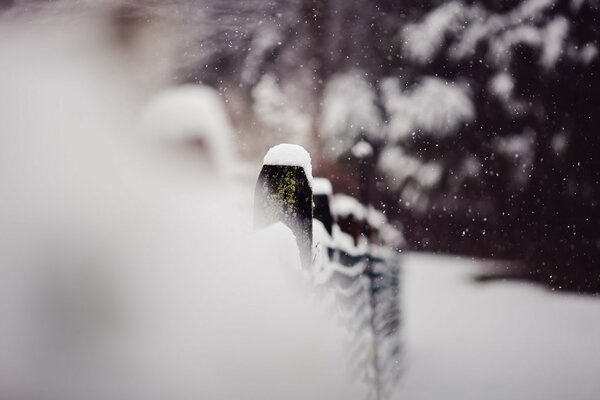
[254,144,402,400]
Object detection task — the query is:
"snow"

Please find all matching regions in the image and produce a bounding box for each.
[328,195,402,253]
[402,1,470,64]
[332,225,369,256]
[489,72,525,115]
[442,0,569,70]
[379,224,406,249]
[541,17,569,68]
[493,128,536,186]
[461,155,483,177]
[331,194,367,220]
[489,25,543,65]
[320,70,383,157]
[138,84,235,173]
[366,206,387,229]
[489,72,514,100]
[489,72,528,116]
[241,27,282,84]
[311,219,335,283]
[512,0,555,22]
[252,74,311,142]
[551,132,569,155]
[312,218,334,248]
[580,42,598,64]
[392,253,600,400]
[436,0,575,71]
[570,0,587,12]
[0,18,370,400]
[488,17,568,71]
[311,219,402,399]
[378,147,443,191]
[351,140,374,159]
[448,17,491,60]
[416,162,444,188]
[313,177,333,196]
[382,77,474,140]
[263,143,313,187]
[321,196,403,249]
[377,145,446,210]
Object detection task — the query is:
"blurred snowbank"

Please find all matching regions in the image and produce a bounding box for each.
[139,85,236,174]
[0,8,366,400]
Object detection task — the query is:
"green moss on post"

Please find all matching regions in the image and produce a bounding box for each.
[254,165,313,268]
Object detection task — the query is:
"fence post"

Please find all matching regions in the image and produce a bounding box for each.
[313,177,334,236]
[254,144,313,268]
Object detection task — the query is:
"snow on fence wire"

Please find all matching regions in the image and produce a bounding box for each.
[254,144,402,400]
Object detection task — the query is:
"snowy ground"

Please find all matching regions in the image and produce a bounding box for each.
[394,253,600,400]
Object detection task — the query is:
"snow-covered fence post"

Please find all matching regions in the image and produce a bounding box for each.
[313,177,334,236]
[254,144,313,268]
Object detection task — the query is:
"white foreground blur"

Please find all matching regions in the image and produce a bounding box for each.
[0,10,367,400]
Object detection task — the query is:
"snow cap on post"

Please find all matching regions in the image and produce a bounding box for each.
[255,144,313,268]
[263,143,313,187]
[313,177,333,196]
